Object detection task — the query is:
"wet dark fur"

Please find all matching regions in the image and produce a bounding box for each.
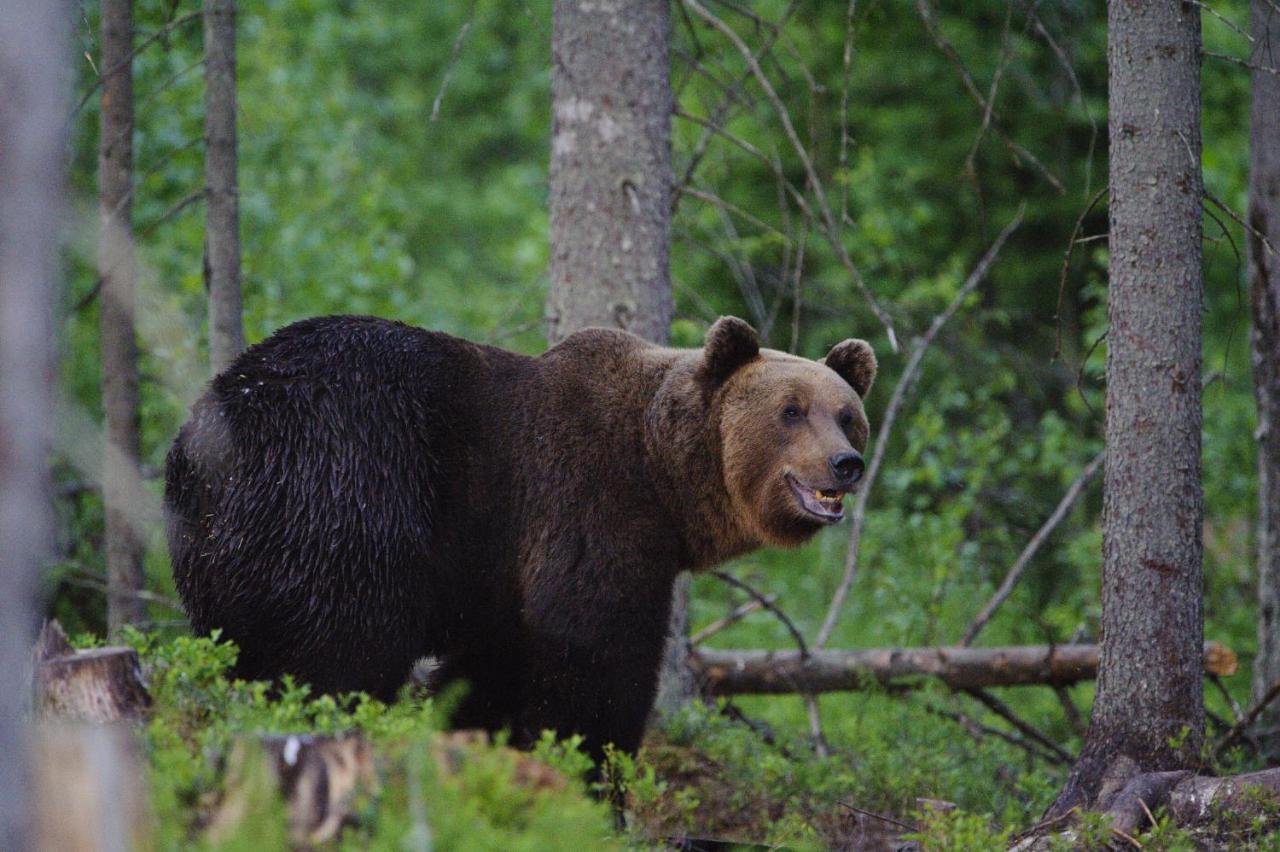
[165,315,873,759]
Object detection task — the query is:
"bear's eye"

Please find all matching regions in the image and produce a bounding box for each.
[838,411,854,429]
[782,404,804,423]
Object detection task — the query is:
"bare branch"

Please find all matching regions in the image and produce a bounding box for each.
[683,0,901,350]
[962,687,1073,764]
[815,205,1025,649]
[1054,185,1109,361]
[430,1,476,122]
[73,10,203,116]
[690,595,775,645]
[1204,49,1280,75]
[711,569,809,658]
[1190,0,1253,42]
[959,450,1104,647]
[1214,679,1280,759]
[914,0,1065,193]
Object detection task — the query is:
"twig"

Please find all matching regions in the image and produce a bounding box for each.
[138,190,203,240]
[1054,185,1109,361]
[814,205,1025,649]
[1190,0,1254,42]
[962,688,1073,764]
[711,570,809,658]
[959,450,1104,646]
[58,569,184,612]
[73,10,204,116]
[838,801,920,833]
[430,1,476,122]
[838,0,857,239]
[1207,190,1278,258]
[789,223,809,354]
[965,0,1013,173]
[914,0,1064,193]
[805,694,829,757]
[1053,684,1085,737]
[678,185,792,243]
[1213,679,1280,759]
[683,0,900,350]
[1204,49,1280,76]
[926,700,1061,764]
[1026,7,1098,195]
[1210,674,1245,723]
[690,595,774,645]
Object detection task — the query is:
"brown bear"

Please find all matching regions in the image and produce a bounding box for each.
[164,315,874,760]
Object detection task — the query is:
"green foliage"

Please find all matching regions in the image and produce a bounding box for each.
[904,806,1013,851]
[121,632,616,850]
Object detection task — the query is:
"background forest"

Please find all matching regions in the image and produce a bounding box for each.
[33,0,1275,846]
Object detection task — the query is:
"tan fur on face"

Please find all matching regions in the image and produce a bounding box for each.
[717,350,871,547]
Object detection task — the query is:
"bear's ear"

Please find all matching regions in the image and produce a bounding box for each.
[822,339,877,397]
[699,316,760,387]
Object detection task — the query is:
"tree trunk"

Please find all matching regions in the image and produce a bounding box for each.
[690,642,1236,695]
[1250,0,1280,738]
[0,0,65,844]
[204,0,245,374]
[1048,0,1204,817]
[548,0,690,711]
[100,0,146,632]
[547,0,674,344]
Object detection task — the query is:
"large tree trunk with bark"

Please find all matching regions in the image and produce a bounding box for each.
[100,0,146,633]
[1047,0,1205,818]
[547,0,691,712]
[1250,0,1280,740]
[547,0,674,344]
[0,0,66,844]
[204,0,245,374]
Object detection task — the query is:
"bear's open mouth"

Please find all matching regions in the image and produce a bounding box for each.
[785,474,846,523]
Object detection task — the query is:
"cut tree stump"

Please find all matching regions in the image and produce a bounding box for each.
[208,733,378,846]
[691,642,1237,695]
[32,620,149,722]
[32,722,150,852]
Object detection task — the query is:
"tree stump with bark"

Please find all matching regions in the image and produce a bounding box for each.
[33,620,150,723]
[208,733,378,846]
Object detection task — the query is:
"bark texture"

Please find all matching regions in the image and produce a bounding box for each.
[691,642,1235,695]
[1049,0,1205,817]
[547,0,674,344]
[100,0,146,632]
[547,0,689,712]
[1250,0,1280,733]
[0,0,65,845]
[204,0,245,373]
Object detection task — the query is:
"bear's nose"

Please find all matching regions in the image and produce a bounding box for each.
[829,451,864,485]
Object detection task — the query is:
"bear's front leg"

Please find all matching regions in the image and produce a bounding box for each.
[515,569,677,764]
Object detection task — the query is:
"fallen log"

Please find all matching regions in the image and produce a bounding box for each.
[691,642,1237,695]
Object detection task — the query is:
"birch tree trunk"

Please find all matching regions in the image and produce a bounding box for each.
[1048,0,1205,816]
[0,0,67,845]
[547,0,689,711]
[204,0,245,373]
[100,0,146,632]
[1250,0,1280,737]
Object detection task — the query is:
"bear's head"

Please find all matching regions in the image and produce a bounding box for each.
[698,316,876,548]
